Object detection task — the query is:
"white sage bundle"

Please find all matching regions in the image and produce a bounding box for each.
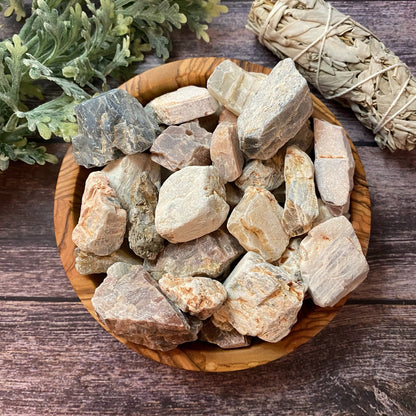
[247,0,416,151]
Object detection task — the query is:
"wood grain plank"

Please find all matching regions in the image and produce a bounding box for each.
[0,301,414,415]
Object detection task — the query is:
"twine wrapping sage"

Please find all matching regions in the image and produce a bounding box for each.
[247,0,416,151]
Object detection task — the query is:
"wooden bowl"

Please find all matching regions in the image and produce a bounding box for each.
[54,57,371,372]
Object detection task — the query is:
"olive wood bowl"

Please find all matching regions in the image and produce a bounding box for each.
[54,57,371,372]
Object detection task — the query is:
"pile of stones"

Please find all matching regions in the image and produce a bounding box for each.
[71,59,369,352]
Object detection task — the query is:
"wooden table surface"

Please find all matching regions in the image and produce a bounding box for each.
[0,1,415,415]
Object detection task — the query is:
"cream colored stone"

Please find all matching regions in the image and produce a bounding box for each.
[207,59,267,115]
[102,153,161,194]
[314,118,355,216]
[159,273,227,320]
[210,121,244,182]
[146,86,219,125]
[282,145,319,237]
[238,59,313,160]
[72,171,127,256]
[227,186,289,262]
[218,251,304,343]
[299,216,369,307]
[277,238,304,286]
[235,157,284,192]
[155,166,229,243]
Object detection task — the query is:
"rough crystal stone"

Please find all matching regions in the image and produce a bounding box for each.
[207,59,267,115]
[219,107,238,125]
[276,238,304,285]
[216,251,304,343]
[227,186,289,262]
[159,273,227,320]
[314,118,355,216]
[282,145,319,237]
[146,86,219,125]
[312,199,336,227]
[103,153,161,197]
[235,153,285,192]
[238,58,313,160]
[150,121,211,171]
[299,216,369,307]
[72,89,156,168]
[75,246,141,275]
[198,319,251,349]
[72,171,127,256]
[92,264,202,351]
[144,229,244,280]
[103,154,163,260]
[210,121,244,182]
[155,166,229,243]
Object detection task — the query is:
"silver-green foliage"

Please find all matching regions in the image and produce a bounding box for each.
[0,0,227,170]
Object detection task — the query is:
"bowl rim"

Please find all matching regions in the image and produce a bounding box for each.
[54,57,371,372]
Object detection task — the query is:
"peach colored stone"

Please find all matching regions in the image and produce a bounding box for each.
[146,86,219,125]
[314,118,355,216]
[72,171,126,256]
[210,121,244,182]
[299,216,369,307]
[159,273,227,320]
[227,186,289,262]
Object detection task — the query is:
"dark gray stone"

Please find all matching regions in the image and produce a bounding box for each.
[73,89,157,168]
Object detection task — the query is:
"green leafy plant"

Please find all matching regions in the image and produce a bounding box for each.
[0,0,227,171]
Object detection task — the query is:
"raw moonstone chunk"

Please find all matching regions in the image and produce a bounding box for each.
[314,118,355,216]
[207,59,267,116]
[155,166,230,243]
[210,122,244,182]
[277,238,304,285]
[103,154,163,260]
[72,171,127,256]
[299,216,369,307]
[219,107,238,125]
[74,246,141,275]
[235,152,285,192]
[216,251,304,343]
[199,319,251,349]
[227,186,289,262]
[150,121,211,171]
[146,86,219,125]
[92,264,202,351]
[282,145,319,237]
[72,89,156,168]
[238,58,313,160]
[159,273,227,320]
[144,229,244,280]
